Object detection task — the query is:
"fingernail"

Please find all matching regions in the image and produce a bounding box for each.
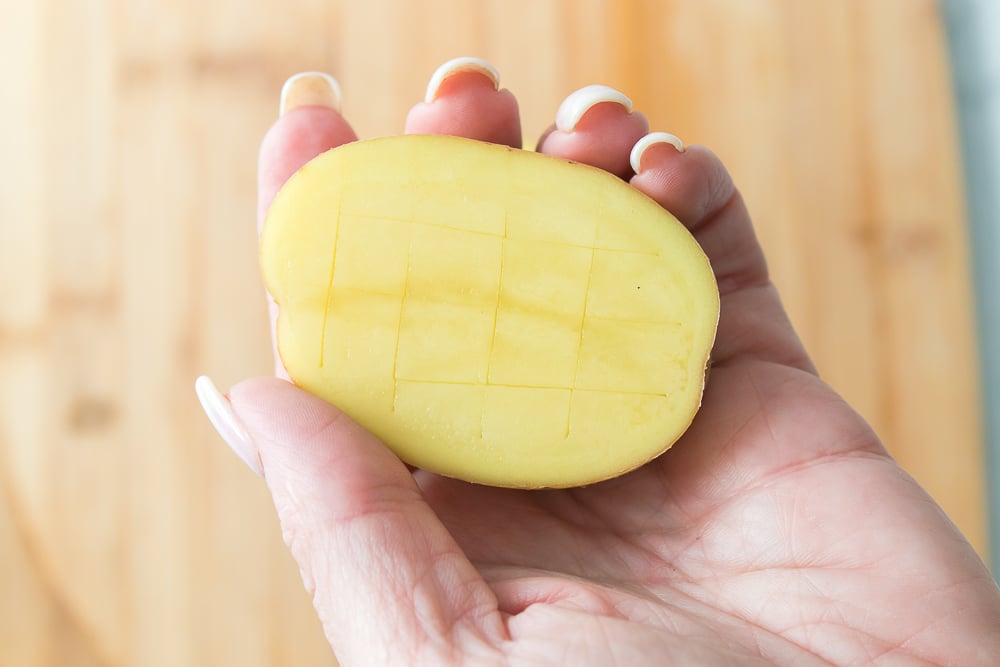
[555,84,633,132]
[425,56,500,103]
[279,71,342,116]
[195,375,263,476]
[630,132,686,173]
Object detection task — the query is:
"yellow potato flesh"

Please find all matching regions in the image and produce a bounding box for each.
[260,135,719,488]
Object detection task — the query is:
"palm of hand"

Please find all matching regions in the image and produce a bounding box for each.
[420,355,991,664]
[232,75,1000,666]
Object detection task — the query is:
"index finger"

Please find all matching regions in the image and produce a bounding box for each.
[257,72,358,229]
[257,73,357,376]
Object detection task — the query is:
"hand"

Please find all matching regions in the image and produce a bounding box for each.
[198,61,1000,665]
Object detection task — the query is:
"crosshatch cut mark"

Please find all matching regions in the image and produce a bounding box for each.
[394,377,667,398]
[320,209,680,438]
[318,203,342,368]
[566,247,596,437]
[390,234,414,414]
[343,211,661,257]
[263,134,721,489]
[482,214,509,438]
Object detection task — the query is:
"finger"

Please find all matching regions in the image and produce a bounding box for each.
[629,134,815,372]
[225,377,507,663]
[258,73,358,377]
[258,72,358,229]
[538,84,649,179]
[405,57,522,148]
[630,136,762,294]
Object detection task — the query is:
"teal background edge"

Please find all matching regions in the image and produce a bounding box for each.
[943,0,999,577]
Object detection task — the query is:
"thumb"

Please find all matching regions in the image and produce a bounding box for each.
[196,376,506,664]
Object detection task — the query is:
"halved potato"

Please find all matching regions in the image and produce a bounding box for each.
[260,134,719,488]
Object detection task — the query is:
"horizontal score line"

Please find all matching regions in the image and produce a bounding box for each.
[341,212,661,257]
[393,377,667,398]
[584,315,684,327]
[322,287,684,327]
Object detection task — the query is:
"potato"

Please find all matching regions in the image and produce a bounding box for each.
[260,134,719,488]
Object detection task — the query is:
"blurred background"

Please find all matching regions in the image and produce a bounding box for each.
[0,0,995,664]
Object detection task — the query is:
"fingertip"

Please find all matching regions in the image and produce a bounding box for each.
[539,87,648,178]
[628,143,735,228]
[629,132,685,174]
[258,105,358,228]
[227,375,293,401]
[196,375,263,477]
[280,71,343,116]
[424,56,500,104]
[226,376,306,438]
[228,375,346,441]
[405,87,522,146]
[554,84,633,133]
[405,58,522,148]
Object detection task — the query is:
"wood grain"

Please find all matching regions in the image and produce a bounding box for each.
[0,0,986,664]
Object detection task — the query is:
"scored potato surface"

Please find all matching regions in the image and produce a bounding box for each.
[260,134,719,488]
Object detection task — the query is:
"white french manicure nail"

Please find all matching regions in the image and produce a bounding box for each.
[195,375,263,476]
[629,132,686,173]
[556,84,633,132]
[280,71,343,116]
[425,56,500,103]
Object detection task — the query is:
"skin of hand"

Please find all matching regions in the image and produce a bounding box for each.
[205,63,1000,665]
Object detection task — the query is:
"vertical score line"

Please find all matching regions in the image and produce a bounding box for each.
[482,214,508,440]
[318,202,342,368]
[485,214,507,383]
[391,233,413,413]
[566,247,596,438]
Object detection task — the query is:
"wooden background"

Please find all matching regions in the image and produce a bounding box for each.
[0,0,987,664]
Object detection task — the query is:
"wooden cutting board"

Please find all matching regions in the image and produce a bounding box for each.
[0,0,985,664]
